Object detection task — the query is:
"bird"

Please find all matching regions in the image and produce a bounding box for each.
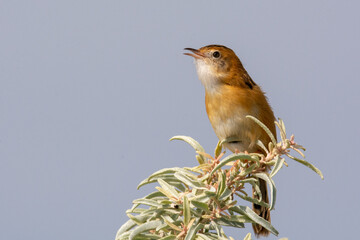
[184,45,276,237]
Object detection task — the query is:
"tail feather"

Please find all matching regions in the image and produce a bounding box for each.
[252,178,271,237]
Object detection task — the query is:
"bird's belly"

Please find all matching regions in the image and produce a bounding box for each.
[210,109,256,152]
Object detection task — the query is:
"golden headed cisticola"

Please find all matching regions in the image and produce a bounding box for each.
[184,45,277,237]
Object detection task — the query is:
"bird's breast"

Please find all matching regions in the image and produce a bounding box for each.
[205,85,263,152]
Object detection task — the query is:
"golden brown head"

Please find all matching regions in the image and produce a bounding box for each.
[184,45,256,91]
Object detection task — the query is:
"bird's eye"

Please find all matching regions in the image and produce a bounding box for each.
[212,51,220,58]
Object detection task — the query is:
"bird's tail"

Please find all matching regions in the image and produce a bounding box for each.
[252,178,271,237]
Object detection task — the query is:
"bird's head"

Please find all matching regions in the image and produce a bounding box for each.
[184,45,247,92]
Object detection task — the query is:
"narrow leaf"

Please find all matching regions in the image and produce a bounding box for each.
[170,136,205,164]
[246,116,277,145]
[144,191,167,200]
[253,173,276,210]
[214,140,223,158]
[159,236,177,240]
[158,179,180,199]
[185,221,203,240]
[196,155,205,165]
[238,195,270,208]
[210,221,222,237]
[161,216,183,232]
[133,199,162,208]
[287,155,324,179]
[137,168,178,189]
[196,233,219,240]
[230,206,279,236]
[211,153,255,176]
[191,200,209,212]
[174,172,207,189]
[126,213,151,225]
[275,119,287,142]
[243,233,252,240]
[155,187,176,201]
[239,163,257,178]
[116,219,136,238]
[191,193,211,204]
[214,217,245,228]
[129,219,162,240]
[216,171,226,198]
[270,156,285,178]
[256,140,269,155]
[183,196,191,225]
[219,188,232,201]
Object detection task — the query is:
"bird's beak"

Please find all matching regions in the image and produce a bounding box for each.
[183,48,205,59]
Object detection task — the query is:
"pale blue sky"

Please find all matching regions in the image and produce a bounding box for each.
[1,1,359,239]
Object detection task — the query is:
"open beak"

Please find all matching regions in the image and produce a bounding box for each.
[184,48,205,59]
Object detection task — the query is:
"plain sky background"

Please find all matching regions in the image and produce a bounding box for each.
[1,1,359,239]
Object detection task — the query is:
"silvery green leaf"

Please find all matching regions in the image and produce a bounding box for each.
[210,153,255,176]
[157,179,180,199]
[161,216,183,232]
[229,206,279,236]
[196,155,205,165]
[214,140,223,158]
[126,208,148,214]
[210,221,225,237]
[175,168,200,180]
[191,200,209,212]
[126,213,151,225]
[159,236,177,240]
[204,190,217,198]
[116,219,136,239]
[196,233,219,240]
[253,173,276,210]
[183,196,191,225]
[144,191,167,199]
[239,163,257,177]
[238,195,270,208]
[246,116,277,145]
[129,220,162,240]
[174,172,207,189]
[169,135,205,152]
[248,180,262,201]
[214,217,245,228]
[229,215,249,223]
[166,181,186,192]
[275,118,287,141]
[237,178,258,184]
[185,221,203,240]
[219,188,232,201]
[137,168,180,189]
[270,156,285,178]
[138,167,198,189]
[141,208,167,217]
[133,199,162,208]
[190,193,211,204]
[216,171,226,198]
[256,140,269,155]
[170,135,205,164]
[156,221,170,232]
[161,214,176,223]
[287,155,324,180]
[128,233,161,240]
[116,231,131,240]
[145,167,194,180]
[243,233,252,240]
[137,233,162,239]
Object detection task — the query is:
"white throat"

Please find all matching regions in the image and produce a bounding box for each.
[194,60,221,94]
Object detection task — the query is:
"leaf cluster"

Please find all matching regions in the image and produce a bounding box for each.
[115,117,323,240]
